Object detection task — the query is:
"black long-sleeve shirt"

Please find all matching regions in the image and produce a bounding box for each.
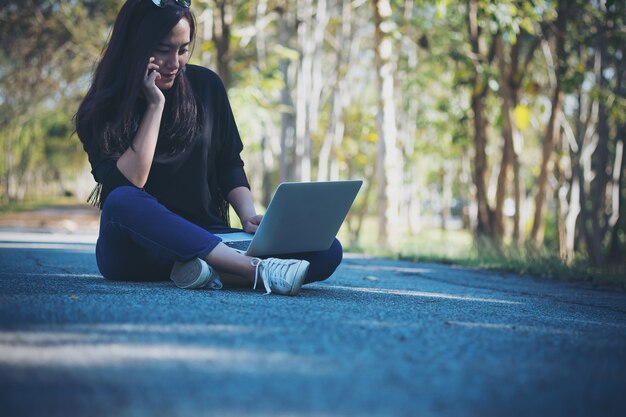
[85,65,250,230]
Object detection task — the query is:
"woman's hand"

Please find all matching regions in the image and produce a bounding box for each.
[143,57,165,105]
[116,57,165,188]
[242,214,263,234]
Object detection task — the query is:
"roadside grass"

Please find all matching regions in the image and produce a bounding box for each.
[0,196,81,213]
[341,224,626,289]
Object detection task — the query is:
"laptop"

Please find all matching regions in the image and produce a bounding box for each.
[216,180,362,256]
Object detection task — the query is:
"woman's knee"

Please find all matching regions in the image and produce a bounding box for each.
[103,186,144,212]
[305,238,343,284]
[327,238,344,271]
[101,187,161,225]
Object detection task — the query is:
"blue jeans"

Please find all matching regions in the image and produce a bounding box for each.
[96,186,342,285]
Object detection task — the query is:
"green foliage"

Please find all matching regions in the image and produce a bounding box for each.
[0,0,120,202]
[43,111,86,174]
[0,0,623,272]
[398,230,625,288]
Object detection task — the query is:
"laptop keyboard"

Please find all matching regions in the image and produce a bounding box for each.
[223,240,252,251]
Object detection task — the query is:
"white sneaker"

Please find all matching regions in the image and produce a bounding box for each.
[170,258,222,290]
[252,258,310,295]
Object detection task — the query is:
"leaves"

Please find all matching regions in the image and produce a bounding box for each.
[513,105,530,130]
[0,0,623,265]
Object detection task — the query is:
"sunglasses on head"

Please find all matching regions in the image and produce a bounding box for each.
[150,0,190,8]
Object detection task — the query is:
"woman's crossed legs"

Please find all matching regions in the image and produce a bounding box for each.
[96,186,342,293]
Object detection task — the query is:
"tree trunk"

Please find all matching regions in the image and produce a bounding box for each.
[565,169,582,264]
[494,37,512,241]
[441,163,453,231]
[255,0,268,70]
[308,0,327,138]
[607,127,625,262]
[568,36,600,265]
[294,0,325,182]
[495,30,540,243]
[607,43,626,262]
[318,0,352,182]
[373,0,401,246]
[212,0,232,87]
[347,164,375,249]
[587,22,611,266]
[277,6,296,183]
[512,148,522,241]
[467,0,493,236]
[197,8,214,69]
[398,0,419,235]
[531,1,568,245]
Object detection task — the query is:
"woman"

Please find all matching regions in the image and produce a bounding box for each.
[75,0,342,295]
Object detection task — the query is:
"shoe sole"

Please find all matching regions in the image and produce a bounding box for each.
[287,261,310,296]
[170,258,212,289]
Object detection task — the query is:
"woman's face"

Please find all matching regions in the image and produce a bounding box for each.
[152,17,191,90]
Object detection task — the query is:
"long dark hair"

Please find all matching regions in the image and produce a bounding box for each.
[75,0,198,155]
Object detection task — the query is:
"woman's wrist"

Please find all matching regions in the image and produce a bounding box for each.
[241,213,257,224]
[146,99,165,110]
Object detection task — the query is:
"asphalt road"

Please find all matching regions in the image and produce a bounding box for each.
[1,231,625,417]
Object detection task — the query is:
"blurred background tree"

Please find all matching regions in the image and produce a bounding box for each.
[0,0,624,271]
[0,0,121,202]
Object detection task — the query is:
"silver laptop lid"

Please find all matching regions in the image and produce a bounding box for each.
[246,180,362,256]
